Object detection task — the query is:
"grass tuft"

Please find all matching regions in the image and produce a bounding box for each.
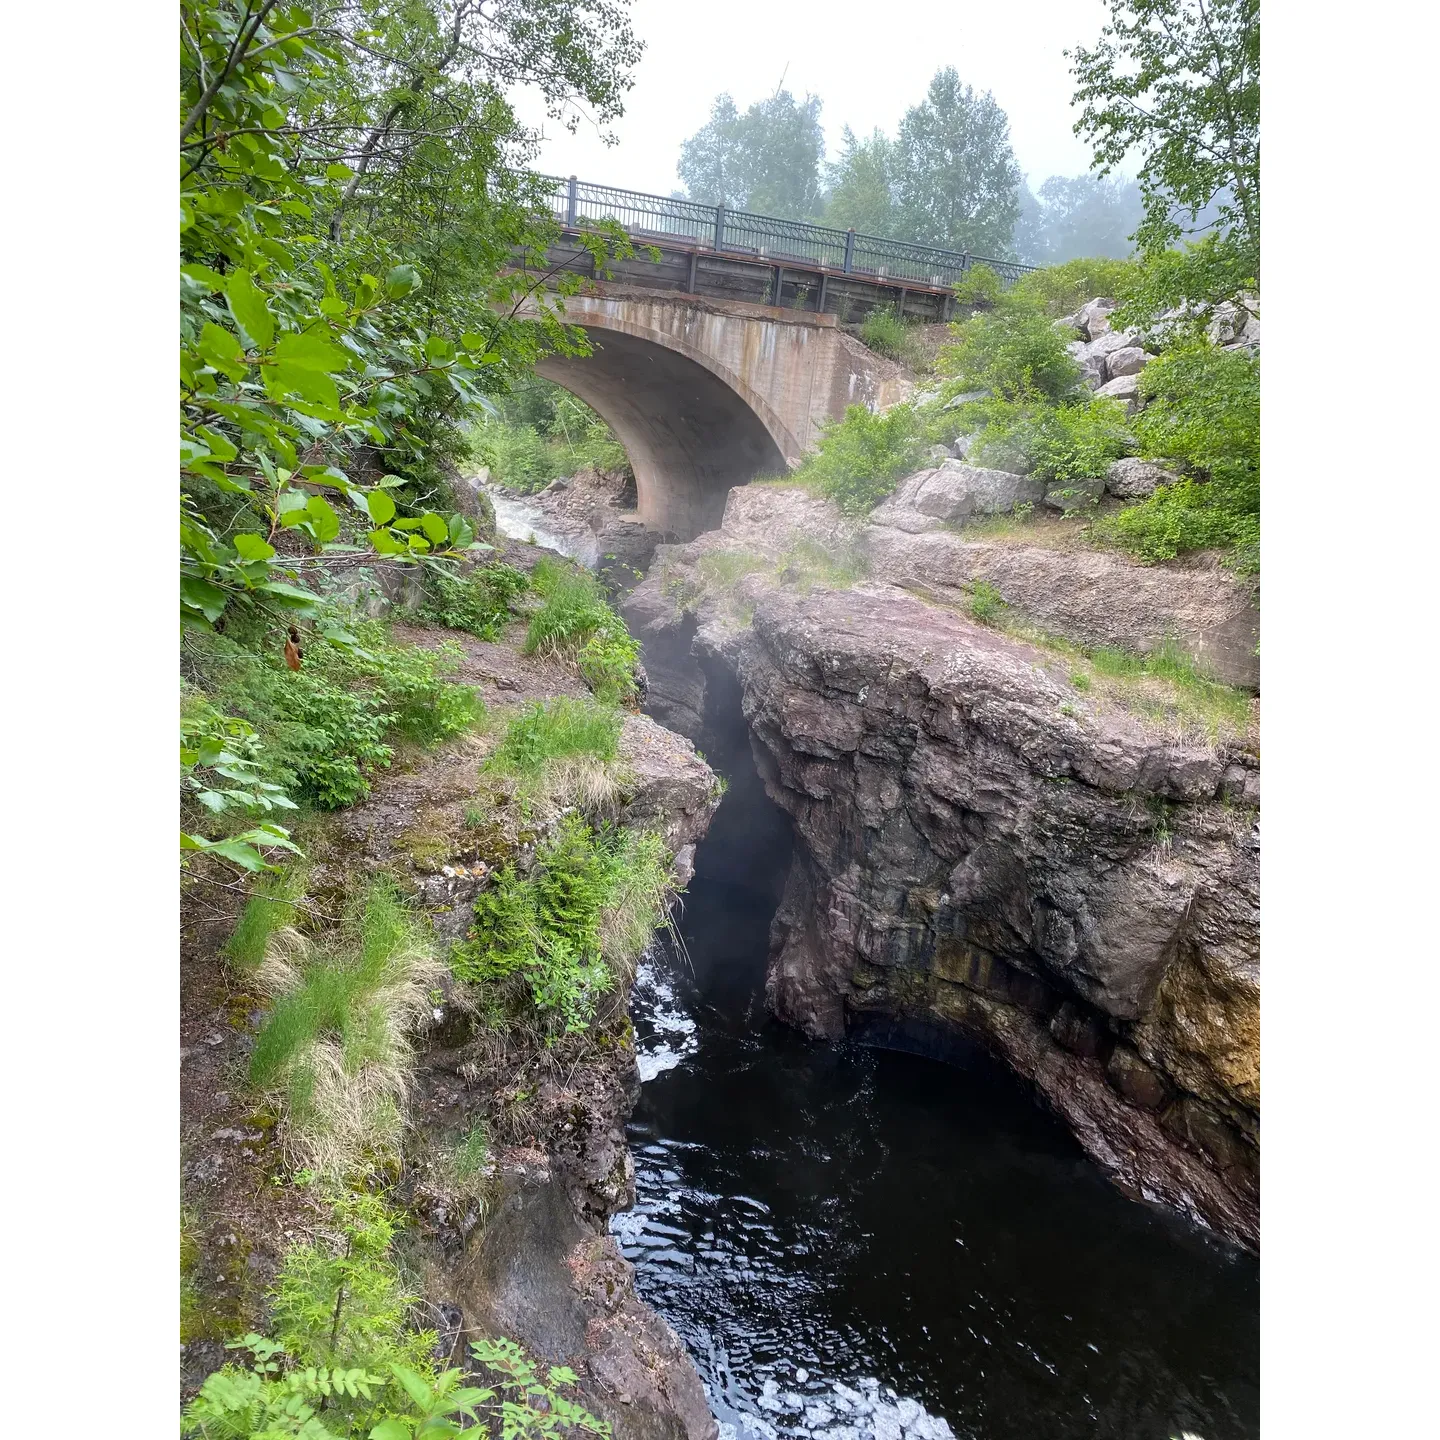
[524,558,640,704]
[248,878,444,1180]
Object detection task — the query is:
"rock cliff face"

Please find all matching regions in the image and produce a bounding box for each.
[624,488,1259,1249]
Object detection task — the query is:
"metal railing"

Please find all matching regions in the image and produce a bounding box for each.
[525,172,1036,290]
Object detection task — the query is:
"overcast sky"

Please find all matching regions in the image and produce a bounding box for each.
[509,0,1121,197]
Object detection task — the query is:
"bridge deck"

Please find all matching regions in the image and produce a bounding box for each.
[514,172,1036,327]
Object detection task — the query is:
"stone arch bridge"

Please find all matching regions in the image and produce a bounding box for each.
[524,285,909,538]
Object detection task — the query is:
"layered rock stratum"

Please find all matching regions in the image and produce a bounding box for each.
[624,486,1260,1248]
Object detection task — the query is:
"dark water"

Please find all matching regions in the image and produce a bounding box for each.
[612,732,1259,1440]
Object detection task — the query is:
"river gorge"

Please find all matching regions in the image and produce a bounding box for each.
[483,483,1260,1440]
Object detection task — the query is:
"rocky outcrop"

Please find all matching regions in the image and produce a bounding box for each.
[870,461,1045,531]
[623,487,1260,1250]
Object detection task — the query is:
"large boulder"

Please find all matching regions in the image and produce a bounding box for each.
[1077,297,1118,339]
[870,461,1046,532]
[1095,372,1142,406]
[1105,346,1150,379]
[1044,475,1106,512]
[1106,457,1183,499]
[1068,339,1106,389]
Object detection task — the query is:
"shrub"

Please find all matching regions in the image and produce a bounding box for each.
[183,1195,610,1440]
[967,395,1134,483]
[951,263,1005,309]
[468,418,558,494]
[1012,257,1139,318]
[1111,232,1258,340]
[451,814,673,1034]
[937,297,1081,403]
[190,618,482,809]
[1093,343,1258,567]
[417,562,530,640]
[524,559,640,704]
[792,403,928,516]
[969,581,1007,623]
[858,308,914,362]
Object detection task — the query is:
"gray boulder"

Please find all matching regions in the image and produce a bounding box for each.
[1207,295,1259,348]
[1105,346,1150,379]
[1068,339,1106,389]
[1077,297,1118,338]
[1044,475,1106,513]
[1095,373,1142,405]
[1106,458,1182,499]
[943,388,991,409]
[871,461,1046,532]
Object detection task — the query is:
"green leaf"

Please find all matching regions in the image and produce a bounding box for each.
[369,1422,409,1440]
[390,1365,434,1410]
[266,363,339,412]
[368,528,406,555]
[197,322,246,379]
[181,263,226,292]
[305,495,340,543]
[425,335,454,364]
[326,162,354,180]
[385,264,422,300]
[419,512,448,544]
[193,426,238,463]
[448,514,475,549]
[226,270,275,351]
[275,330,351,373]
[180,576,228,622]
[232,533,276,562]
[364,490,396,525]
[256,582,320,614]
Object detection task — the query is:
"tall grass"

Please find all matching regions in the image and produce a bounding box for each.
[523,558,640,705]
[225,867,308,971]
[249,879,444,1179]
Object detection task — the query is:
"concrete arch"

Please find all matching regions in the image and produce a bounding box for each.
[537,327,789,538]
[527,287,910,538]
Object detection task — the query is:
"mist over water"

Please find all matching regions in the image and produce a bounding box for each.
[614,737,1259,1440]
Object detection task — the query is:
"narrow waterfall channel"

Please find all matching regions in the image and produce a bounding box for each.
[615,715,1260,1440]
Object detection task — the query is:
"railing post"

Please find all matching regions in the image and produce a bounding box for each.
[844,228,855,274]
[566,175,577,227]
[713,204,726,252]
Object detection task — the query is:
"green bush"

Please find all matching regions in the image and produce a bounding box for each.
[968,581,1007,623]
[1012,257,1139,318]
[190,618,482,809]
[451,814,673,1034]
[967,395,1134,483]
[417,562,530,640]
[937,297,1081,403]
[1093,343,1259,567]
[1110,233,1258,340]
[183,1192,609,1440]
[858,308,914,362]
[951,263,1005,309]
[792,403,928,516]
[468,419,558,494]
[524,559,640,705]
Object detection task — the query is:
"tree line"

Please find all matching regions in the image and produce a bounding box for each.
[676,1,1256,271]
